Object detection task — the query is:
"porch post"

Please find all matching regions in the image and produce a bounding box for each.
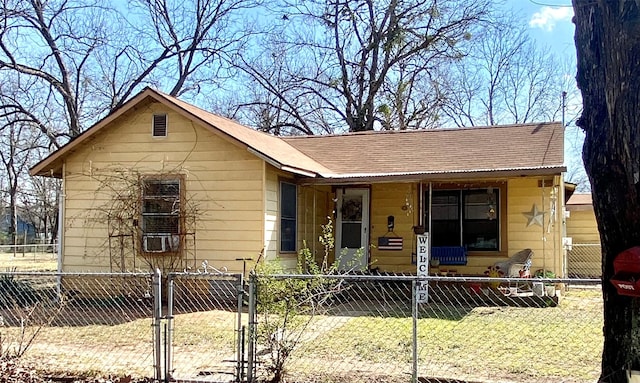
[428,182,433,255]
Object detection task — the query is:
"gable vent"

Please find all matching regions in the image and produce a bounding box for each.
[153,114,167,137]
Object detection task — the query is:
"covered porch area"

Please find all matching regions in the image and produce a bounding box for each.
[297,174,567,279]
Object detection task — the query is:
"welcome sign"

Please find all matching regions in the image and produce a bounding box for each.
[416,234,429,303]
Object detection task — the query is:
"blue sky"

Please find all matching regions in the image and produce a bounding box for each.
[508,0,588,189]
[517,0,575,53]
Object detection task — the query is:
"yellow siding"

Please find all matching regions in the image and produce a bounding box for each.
[566,209,600,243]
[566,207,601,278]
[370,183,418,273]
[506,177,564,277]
[262,170,331,270]
[264,166,279,262]
[362,177,566,276]
[61,101,264,273]
[263,165,300,269]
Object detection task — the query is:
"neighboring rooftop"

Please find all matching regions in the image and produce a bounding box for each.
[567,193,594,211]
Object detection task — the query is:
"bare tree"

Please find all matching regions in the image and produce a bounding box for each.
[20,176,60,244]
[440,16,565,127]
[235,0,491,134]
[0,0,113,141]
[0,0,260,142]
[104,0,260,108]
[0,119,43,247]
[573,1,640,382]
[1,0,259,245]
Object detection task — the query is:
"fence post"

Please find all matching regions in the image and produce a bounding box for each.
[236,274,244,382]
[166,276,174,382]
[247,273,257,382]
[412,279,418,383]
[153,269,163,381]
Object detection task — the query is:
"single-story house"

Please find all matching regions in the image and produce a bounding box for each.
[565,193,601,277]
[30,87,568,277]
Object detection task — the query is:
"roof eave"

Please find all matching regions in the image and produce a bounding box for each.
[246,147,319,178]
[30,88,162,178]
[300,166,566,185]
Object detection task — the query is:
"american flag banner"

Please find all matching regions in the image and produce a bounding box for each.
[377,236,403,251]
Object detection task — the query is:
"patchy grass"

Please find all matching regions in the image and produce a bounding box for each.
[0,251,57,272]
[281,287,603,383]
[0,286,602,383]
[2,307,239,379]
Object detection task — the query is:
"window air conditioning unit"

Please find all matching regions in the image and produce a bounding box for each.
[143,235,179,252]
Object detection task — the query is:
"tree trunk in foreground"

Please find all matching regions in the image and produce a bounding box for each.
[573,1,640,382]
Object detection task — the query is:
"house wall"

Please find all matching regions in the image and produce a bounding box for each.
[61,100,264,273]
[263,165,303,269]
[360,177,565,276]
[504,176,565,277]
[566,208,599,243]
[566,204,601,277]
[298,184,332,267]
[369,183,418,273]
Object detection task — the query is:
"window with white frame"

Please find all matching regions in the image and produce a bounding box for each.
[280,181,297,252]
[141,178,181,253]
[425,189,500,251]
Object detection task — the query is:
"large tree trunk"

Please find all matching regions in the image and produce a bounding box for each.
[573,1,640,382]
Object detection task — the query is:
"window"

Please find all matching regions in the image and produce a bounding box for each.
[280,181,297,252]
[426,189,499,251]
[141,178,181,253]
[152,114,167,137]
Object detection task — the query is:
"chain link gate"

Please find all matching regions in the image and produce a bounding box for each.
[153,270,246,382]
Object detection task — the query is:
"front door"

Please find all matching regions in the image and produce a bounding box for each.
[335,188,369,271]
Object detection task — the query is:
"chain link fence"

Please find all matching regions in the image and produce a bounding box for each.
[167,272,244,382]
[0,270,603,383]
[0,270,244,382]
[248,274,603,383]
[568,243,602,278]
[0,272,155,378]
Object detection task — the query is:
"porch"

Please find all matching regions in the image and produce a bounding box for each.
[296,176,566,278]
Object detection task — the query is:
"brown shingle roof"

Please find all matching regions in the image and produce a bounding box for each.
[567,193,593,206]
[30,88,331,177]
[31,88,565,182]
[151,90,332,176]
[283,122,565,180]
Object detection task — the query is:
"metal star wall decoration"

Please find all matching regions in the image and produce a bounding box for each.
[523,204,545,227]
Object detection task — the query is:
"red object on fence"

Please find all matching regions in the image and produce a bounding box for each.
[610,246,640,297]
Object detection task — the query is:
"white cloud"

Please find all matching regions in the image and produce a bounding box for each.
[529,6,574,31]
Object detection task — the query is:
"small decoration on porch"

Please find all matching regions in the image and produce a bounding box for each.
[523,203,545,227]
[402,190,414,216]
[341,197,362,220]
[486,187,497,220]
[485,265,504,289]
[377,236,403,251]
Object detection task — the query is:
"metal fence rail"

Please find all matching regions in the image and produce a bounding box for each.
[249,274,603,383]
